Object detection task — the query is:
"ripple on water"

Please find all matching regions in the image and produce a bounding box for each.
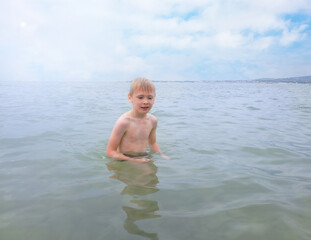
[240,146,300,158]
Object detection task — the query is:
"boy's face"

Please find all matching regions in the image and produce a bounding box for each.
[128,88,155,115]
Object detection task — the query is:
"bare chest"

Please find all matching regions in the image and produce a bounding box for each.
[124,119,153,142]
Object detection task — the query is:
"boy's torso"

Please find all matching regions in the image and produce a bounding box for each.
[119,112,155,153]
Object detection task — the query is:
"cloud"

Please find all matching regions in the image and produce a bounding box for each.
[0,0,310,81]
[280,24,308,45]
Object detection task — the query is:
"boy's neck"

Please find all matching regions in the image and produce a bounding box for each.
[129,109,148,119]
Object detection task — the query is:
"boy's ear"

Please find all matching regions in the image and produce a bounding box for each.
[128,93,132,103]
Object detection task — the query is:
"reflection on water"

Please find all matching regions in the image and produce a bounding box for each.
[106,160,160,240]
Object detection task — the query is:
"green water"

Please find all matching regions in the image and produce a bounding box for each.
[0,81,310,239]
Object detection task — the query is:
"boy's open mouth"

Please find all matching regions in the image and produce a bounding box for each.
[141,106,149,110]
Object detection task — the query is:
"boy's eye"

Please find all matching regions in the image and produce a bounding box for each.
[148,96,153,100]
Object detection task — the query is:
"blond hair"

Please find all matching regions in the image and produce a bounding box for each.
[129,77,155,96]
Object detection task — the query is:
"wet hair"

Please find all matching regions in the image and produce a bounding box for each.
[129,77,155,96]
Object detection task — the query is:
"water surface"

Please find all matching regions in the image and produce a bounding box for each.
[1,81,311,240]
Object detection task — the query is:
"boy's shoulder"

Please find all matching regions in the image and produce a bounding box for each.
[146,113,158,128]
[114,112,132,128]
[121,111,157,119]
[117,112,157,125]
[147,113,158,123]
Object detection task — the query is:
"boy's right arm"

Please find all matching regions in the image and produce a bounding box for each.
[106,118,150,163]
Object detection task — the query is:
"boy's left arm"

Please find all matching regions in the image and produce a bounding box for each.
[149,121,169,160]
[149,126,160,152]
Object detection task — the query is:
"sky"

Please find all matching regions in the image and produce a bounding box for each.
[0,0,311,81]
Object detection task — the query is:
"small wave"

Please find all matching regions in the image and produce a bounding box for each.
[241,146,299,157]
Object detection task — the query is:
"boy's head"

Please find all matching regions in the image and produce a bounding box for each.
[129,77,155,96]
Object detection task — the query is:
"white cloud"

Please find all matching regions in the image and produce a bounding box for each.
[213,32,245,48]
[250,36,276,50]
[0,0,310,81]
[280,24,308,46]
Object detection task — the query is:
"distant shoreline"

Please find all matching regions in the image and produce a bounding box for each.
[153,75,311,83]
[1,75,310,83]
[253,75,311,84]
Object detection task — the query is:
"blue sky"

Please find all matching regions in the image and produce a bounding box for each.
[0,0,311,81]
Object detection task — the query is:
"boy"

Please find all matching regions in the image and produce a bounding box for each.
[106,77,167,163]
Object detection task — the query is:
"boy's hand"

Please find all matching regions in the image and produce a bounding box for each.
[132,157,151,163]
[160,153,170,160]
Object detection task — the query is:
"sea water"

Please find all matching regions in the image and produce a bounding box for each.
[0,80,310,240]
